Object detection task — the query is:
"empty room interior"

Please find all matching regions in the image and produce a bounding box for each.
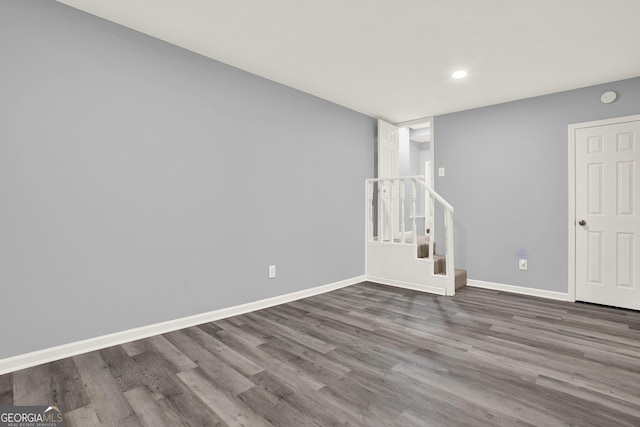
[1,0,640,426]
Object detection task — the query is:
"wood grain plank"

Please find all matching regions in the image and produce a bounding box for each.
[392,362,567,427]
[215,320,265,346]
[211,329,326,392]
[121,340,148,357]
[101,345,160,398]
[259,335,351,376]
[124,386,180,427]
[73,352,137,425]
[248,370,349,427]
[237,385,321,427]
[164,329,255,395]
[49,357,91,412]
[246,312,336,354]
[145,335,197,373]
[535,375,640,423]
[12,364,50,405]
[130,350,225,427]
[0,372,12,406]
[177,368,272,427]
[188,326,264,376]
[64,405,101,427]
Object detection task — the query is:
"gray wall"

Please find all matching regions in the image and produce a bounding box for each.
[0,0,375,359]
[434,77,640,292]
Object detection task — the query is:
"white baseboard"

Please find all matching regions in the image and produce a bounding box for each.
[467,279,569,301]
[0,275,365,376]
[366,276,446,296]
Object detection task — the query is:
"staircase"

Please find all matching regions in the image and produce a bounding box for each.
[411,235,467,290]
[365,176,466,296]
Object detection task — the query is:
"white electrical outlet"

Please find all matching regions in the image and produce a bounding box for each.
[519,259,528,270]
[438,167,445,177]
[268,265,276,279]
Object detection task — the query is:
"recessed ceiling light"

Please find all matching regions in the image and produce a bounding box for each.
[452,70,468,79]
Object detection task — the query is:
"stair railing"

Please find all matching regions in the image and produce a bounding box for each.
[366,176,455,295]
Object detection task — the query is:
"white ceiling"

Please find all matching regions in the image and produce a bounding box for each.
[56,0,640,123]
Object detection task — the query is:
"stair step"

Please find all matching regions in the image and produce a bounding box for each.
[433,255,445,274]
[393,235,433,258]
[454,269,467,290]
[433,268,467,289]
[433,254,467,289]
[416,237,432,259]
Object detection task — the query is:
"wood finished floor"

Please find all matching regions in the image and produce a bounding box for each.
[2,282,640,426]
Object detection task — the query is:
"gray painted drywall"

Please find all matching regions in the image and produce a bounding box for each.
[410,141,422,178]
[418,142,431,178]
[434,77,640,292]
[0,0,375,359]
[399,133,411,176]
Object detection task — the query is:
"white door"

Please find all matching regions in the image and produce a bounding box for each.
[378,119,399,241]
[575,118,640,310]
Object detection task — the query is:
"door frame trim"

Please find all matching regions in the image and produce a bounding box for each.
[567,114,640,303]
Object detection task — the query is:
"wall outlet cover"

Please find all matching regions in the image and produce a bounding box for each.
[268,265,276,279]
[519,259,528,270]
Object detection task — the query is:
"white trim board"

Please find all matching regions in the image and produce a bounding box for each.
[0,275,365,376]
[467,279,569,301]
[366,276,446,296]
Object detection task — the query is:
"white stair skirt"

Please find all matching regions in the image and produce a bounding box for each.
[366,242,450,295]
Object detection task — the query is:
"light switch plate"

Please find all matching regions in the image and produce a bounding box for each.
[438,167,445,177]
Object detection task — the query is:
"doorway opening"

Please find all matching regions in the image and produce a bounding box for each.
[397,118,434,236]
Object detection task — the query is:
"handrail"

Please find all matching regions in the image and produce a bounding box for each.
[366,176,453,213]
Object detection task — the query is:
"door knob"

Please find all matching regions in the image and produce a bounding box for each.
[578,220,587,226]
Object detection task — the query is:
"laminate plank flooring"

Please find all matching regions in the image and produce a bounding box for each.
[2,282,640,426]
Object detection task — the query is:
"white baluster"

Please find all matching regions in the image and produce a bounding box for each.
[445,209,455,295]
[389,179,395,242]
[400,179,405,243]
[443,210,448,260]
[428,194,435,259]
[430,195,435,236]
[411,180,417,243]
[368,182,374,241]
[378,182,383,242]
